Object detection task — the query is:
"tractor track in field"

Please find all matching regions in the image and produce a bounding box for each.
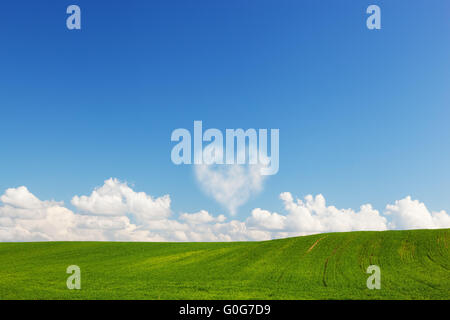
[322,236,358,287]
[307,236,327,253]
[322,246,339,287]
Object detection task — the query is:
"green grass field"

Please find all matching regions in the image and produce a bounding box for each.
[0,229,448,300]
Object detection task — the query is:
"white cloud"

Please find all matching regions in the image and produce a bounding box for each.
[0,186,62,220]
[246,208,287,230]
[194,164,265,215]
[180,210,226,224]
[0,179,449,242]
[0,189,81,241]
[71,178,171,223]
[385,196,450,230]
[279,193,388,235]
[1,186,46,209]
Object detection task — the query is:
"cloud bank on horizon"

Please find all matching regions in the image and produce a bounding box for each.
[0,178,449,242]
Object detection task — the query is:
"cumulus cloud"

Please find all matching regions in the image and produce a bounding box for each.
[0,178,449,242]
[194,164,265,215]
[180,210,226,224]
[385,196,450,230]
[71,178,171,223]
[0,186,62,220]
[278,193,388,235]
[0,187,85,241]
[246,208,287,231]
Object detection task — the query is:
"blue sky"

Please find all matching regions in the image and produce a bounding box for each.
[1,0,449,225]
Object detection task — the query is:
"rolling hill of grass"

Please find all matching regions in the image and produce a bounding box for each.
[0,229,448,300]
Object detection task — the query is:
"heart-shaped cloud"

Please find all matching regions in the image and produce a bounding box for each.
[194,164,266,215]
